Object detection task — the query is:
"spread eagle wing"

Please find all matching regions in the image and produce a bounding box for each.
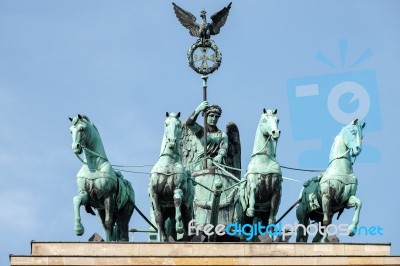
[179,123,201,174]
[210,2,232,35]
[172,3,200,37]
[226,122,241,179]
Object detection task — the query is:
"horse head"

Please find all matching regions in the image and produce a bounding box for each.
[161,112,182,155]
[260,108,280,140]
[341,119,366,157]
[69,114,93,155]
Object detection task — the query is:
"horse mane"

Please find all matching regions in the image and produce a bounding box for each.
[329,135,342,160]
[72,114,90,125]
[75,115,100,133]
[329,123,354,161]
[159,132,167,157]
[339,124,351,136]
[80,114,90,121]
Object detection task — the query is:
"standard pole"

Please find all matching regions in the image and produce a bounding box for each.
[202,75,208,169]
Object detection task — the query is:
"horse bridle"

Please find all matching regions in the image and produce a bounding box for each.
[75,144,109,165]
[327,132,362,167]
[251,134,277,159]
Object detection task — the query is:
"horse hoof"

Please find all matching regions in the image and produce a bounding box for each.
[75,224,85,236]
[246,208,255,217]
[348,225,357,236]
[176,222,184,234]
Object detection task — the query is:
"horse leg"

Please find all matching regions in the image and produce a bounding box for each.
[268,174,282,225]
[73,191,88,236]
[347,195,362,236]
[320,192,331,243]
[295,203,309,242]
[97,209,107,238]
[174,188,184,235]
[103,195,115,241]
[252,216,259,242]
[150,190,167,241]
[246,176,256,217]
[117,201,134,242]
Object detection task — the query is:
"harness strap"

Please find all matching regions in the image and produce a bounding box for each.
[327,149,351,166]
[212,161,241,183]
[75,153,87,165]
[82,145,108,161]
[251,135,271,158]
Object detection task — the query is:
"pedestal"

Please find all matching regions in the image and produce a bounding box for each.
[10,241,400,265]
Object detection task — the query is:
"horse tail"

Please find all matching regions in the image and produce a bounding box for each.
[85,204,96,216]
[114,171,135,210]
[336,207,345,220]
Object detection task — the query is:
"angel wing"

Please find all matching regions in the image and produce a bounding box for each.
[210,2,232,35]
[179,123,201,173]
[172,3,200,37]
[225,122,241,179]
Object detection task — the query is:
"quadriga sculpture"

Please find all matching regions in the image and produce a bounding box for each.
[239,109,282,239]
[296,119,365,242]
[69,114,135,241]
[149,112,194,241]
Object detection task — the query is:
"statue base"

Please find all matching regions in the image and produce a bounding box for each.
[10,241,400,265]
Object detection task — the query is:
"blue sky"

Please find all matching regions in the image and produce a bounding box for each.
[1,0,399,264]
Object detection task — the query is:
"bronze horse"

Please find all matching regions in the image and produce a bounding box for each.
[239,109,282,240]
[296,119,365,242]
[149,112,194,241]
[70,115,135,241]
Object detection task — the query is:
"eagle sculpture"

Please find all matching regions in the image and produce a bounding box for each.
[172,2,232,43]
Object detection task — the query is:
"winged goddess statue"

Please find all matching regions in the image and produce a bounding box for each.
[172,2,232,44]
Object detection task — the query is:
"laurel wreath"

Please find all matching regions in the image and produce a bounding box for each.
[187,39,222,75]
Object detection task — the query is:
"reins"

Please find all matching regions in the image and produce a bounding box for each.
[251,135,271,157]
[74,145,108,165]
[82,145,108,161]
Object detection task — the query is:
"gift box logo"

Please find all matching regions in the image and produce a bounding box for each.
[287,40,381,167]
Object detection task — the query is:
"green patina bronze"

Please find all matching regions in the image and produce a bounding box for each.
[239,109,282,240]
[149,112,194,242]
[180,101,241,241]
[64,3,370,245]
[171,4,241,241]
[69,115,135,242]
[296,119,366,243]
[172,2,231,75]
